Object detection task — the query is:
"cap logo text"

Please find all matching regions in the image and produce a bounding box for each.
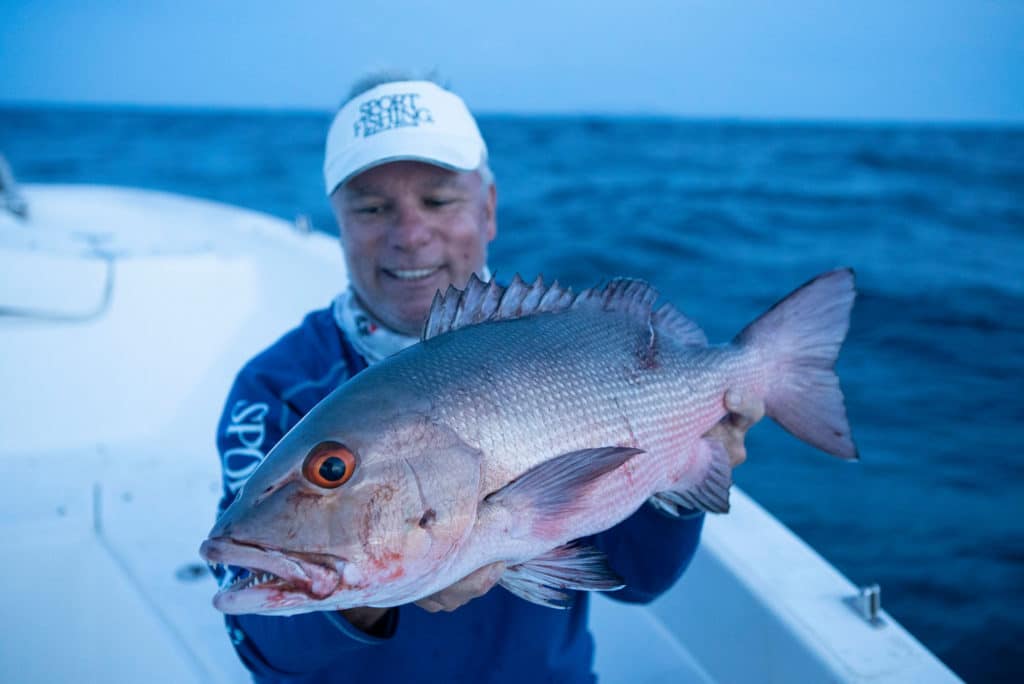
[354,93,434,138]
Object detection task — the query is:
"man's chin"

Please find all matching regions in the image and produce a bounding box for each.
[380,278,449,318]
[375,300,435,337]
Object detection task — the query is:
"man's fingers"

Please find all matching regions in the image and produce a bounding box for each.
[700,389,767,468]
[454,562,505,598]
[417,598,443,613]
[468,561,507,586]
[724,390,766,432]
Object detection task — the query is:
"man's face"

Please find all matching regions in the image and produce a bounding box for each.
[330,161,497,336]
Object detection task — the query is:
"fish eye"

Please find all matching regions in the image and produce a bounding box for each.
[302,441,356,489]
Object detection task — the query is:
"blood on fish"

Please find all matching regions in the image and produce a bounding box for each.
[364,550,405,582]
[636,339,659,371]
[622,459,638,487]
[286,489,322,508]
[381,565,405,581]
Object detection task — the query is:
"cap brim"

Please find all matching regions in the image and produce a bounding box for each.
[325,128,484,195]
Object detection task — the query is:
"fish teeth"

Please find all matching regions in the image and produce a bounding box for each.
[250,572,276,587]
[227,570,250,590]
[226,569,280,591]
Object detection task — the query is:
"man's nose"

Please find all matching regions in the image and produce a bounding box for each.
[390,205,432,250]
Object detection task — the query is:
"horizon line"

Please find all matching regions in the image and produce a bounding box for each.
[1,98,1022,131]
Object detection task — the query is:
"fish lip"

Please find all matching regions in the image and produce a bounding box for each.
[200,537,344,601]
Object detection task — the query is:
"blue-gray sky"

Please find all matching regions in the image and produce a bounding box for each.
[2,0,1022,122]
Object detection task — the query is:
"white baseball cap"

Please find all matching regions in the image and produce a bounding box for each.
[323,80,488,195]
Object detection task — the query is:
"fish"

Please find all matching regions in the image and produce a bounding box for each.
[200,268,858,615]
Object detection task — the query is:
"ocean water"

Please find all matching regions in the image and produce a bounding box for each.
[2,106,1022,681]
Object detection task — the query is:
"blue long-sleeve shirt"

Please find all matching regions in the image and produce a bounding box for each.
[214,303,704,683]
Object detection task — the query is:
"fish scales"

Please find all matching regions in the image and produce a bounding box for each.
[404,310,746,495]
[406,314,760,564]
[201,270,857,615]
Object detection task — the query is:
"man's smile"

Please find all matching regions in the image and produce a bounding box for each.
[383,266,444,281]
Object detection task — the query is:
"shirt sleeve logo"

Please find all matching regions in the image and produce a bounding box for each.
[354,93,434,138]
[222,400,270,493]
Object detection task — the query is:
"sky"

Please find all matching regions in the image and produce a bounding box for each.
[2,0,1022,123]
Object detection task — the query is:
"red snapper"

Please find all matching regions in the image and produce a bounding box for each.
[201,269,858,615]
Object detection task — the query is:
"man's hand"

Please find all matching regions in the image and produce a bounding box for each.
[339,562,506,632]
[414,562,506,613]
[704,389,766,467]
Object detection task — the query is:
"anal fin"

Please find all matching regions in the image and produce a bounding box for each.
[499,542,624,609]
[648,491,703,518]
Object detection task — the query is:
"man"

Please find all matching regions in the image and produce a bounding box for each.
[214,73,763,683]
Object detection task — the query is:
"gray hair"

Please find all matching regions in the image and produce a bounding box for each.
[339,69,494,187]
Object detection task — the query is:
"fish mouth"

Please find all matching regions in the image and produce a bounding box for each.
[200,537,345,614]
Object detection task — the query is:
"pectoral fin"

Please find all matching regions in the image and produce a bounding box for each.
[499,542,624,609]
[484,446,643,538]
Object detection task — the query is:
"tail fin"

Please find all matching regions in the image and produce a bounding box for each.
[734,268,858,460]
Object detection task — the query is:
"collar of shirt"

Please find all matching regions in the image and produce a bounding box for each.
[332,266,492,365]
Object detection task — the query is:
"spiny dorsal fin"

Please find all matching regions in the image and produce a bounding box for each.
[423,273,576,340]
[421,274,674,341]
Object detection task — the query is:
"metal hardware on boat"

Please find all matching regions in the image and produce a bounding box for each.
[854,584,882,623]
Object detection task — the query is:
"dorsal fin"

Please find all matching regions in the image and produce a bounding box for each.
[423,273,576,340]
[570,278,659,318]
[421,274,673,341]
[653,303,707,346]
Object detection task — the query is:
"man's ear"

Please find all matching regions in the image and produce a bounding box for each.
[330,190,353,251]
[329,189,346,234]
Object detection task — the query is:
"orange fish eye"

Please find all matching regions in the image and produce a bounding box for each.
[302,441,356,489]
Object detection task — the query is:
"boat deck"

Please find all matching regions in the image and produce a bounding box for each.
[0,185,960,683]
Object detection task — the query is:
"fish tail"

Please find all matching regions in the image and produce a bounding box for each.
[733,268,859,460]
